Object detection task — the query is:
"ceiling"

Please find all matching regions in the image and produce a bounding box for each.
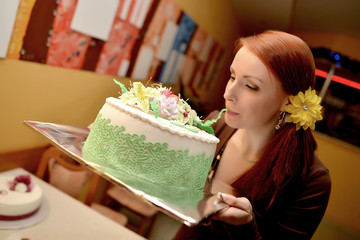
[231,0,360,40]
[231,0,360,79]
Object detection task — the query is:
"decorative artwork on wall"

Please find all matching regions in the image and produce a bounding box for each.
[1,0,22,59]
[46,0,92,69]
[131,0,182,82]
[6,0,223,97]
[95,0,154,76]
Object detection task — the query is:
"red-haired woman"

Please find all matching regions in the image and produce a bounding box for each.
[174,30,331,239]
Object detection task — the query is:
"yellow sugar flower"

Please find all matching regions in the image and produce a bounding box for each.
[284,87,323,131]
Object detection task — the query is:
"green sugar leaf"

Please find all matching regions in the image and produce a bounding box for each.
[194,120,215,135]
[113,79,128,93]
[194,109,228,135]
[150,100,159,118]
[204,108,228,127]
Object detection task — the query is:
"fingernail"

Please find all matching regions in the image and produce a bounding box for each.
[217,192,224,201]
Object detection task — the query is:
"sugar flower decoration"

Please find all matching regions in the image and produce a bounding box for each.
[158,93,179,119]
[114,79,226,134]
[115,79,200,125]
[284,87,323,131]
[118,81,161,113]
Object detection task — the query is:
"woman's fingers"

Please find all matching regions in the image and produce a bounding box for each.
[213,192,253,225]
[218,192,252,211]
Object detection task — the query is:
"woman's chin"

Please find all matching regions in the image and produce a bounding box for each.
[224,115,241,129]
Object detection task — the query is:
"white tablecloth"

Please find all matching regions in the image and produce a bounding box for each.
[0,168,145,240]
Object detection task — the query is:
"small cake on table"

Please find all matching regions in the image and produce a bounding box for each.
[0,175,43,220]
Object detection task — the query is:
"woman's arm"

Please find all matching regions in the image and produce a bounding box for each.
[214,163,331,240]
[269,166,331,239]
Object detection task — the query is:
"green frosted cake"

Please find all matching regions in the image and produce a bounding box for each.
[82,81,220,189]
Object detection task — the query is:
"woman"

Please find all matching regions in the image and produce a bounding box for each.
[174,30,331,239]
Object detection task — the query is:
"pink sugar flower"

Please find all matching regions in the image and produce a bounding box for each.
[158,94,179,119]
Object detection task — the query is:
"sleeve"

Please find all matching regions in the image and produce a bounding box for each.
[270,166,332,239]
[173,217,261,240]
[222,214,262,239]
[221,164,331,240]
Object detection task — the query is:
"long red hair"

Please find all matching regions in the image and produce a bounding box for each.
[232,30,317,211]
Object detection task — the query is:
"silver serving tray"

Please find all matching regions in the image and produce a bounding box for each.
[24,120,236,226]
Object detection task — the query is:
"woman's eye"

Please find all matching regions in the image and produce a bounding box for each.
[245,84,258,91]
[229,76,235,81]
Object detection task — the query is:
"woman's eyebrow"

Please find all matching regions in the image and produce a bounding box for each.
[229,67,262,83]
[243,75,263,83]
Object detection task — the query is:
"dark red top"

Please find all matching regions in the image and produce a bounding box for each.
[174,111,331,240]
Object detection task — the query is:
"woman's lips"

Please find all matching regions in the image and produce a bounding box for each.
[226,110,239,116]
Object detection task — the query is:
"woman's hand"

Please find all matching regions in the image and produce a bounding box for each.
[213,192,253,225]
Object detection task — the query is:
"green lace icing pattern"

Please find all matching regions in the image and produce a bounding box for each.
[82,114,214,189]
[96,164,205,208]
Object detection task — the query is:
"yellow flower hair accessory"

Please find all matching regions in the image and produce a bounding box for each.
[284,87,323,131]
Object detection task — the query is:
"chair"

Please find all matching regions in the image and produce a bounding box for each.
[36,146,128,226]
[36,146,99,205]
[91,202,128,226]
[105,185,158,237]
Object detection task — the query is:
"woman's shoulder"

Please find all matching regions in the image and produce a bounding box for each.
[310,155,331,182]
[301,155,331,198]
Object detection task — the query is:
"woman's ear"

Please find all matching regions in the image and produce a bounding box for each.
[280,95,290,112]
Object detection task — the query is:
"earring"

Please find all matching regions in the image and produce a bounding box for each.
[275,111,286,132]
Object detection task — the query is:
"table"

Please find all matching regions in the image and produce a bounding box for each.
[0,168,145,240]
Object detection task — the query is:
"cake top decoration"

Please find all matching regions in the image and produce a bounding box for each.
[8,175,33,193]
[114,79,200,126]
[194,108,228,135]
[114,79,227,135]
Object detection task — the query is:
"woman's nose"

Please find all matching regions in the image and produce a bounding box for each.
[224,83,236,101]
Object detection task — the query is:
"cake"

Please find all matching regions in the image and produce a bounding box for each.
[0,175,43,220]
[82,80,223,189]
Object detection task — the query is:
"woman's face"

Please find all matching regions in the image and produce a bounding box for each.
[223,46,289,131]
